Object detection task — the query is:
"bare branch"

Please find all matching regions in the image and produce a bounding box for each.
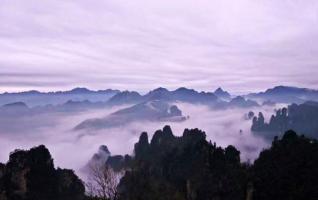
[85,163,123,200]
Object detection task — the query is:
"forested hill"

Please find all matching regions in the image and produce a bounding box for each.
[251,101,318,139]
[117,127,318,200]
[118,126,247,200]
[0,145,85,200]
[1,127,318,200]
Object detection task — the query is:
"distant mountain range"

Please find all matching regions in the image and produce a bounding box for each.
[247,86,318,104]
[108,87,220,106]
[2,85,317,134]
[2,85,317,107]
[0,87,119,107]
[0,86,234,108]
[0,86,261,124]
[1,85,318,113]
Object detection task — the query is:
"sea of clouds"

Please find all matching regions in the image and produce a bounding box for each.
[0,103,279,179]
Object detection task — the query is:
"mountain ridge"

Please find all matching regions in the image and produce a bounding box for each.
[247,85,318,104]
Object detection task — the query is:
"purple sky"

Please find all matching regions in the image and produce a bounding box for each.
[1,0,318,94]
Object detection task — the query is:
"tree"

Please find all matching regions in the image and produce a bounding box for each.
[86,163,122,200]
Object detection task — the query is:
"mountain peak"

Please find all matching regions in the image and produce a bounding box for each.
[99,145,110,155]
[107,90,142,105]
[215,87,225,93]
[69,87,91,93]
[151,87,169,93]
[114,90,141,98]
[174,87,196,93]
[229,96,259,107]
[214,87,231,100]
[145,87,171,101]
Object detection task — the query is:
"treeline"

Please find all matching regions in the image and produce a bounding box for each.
[1,126,318,200]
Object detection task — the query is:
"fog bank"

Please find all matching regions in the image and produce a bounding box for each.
[0,103,277,178]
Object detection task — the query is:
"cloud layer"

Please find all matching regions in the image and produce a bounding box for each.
[1,0,318,93]
[0,103,275,179]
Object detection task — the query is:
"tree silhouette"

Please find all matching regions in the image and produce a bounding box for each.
[86,163,122,200]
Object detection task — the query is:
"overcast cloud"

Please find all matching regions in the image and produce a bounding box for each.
[0,0,318,93]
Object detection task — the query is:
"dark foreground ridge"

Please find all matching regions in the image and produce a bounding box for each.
[1,127,318,200]
[0,145,85,200]
[118,126,247,200]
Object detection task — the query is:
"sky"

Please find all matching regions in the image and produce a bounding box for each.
[0,0,318,94]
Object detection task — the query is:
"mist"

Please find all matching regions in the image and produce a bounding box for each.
[0,103,278,179]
